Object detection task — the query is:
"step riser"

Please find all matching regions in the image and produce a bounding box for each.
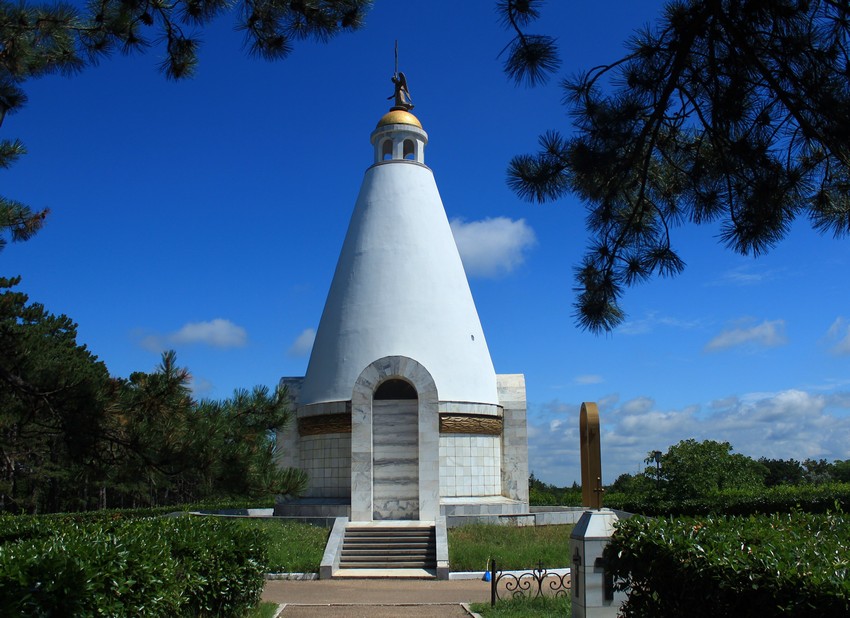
[345,539,431,548]
[339,562,434,570]
[341,551,436,557]
[339,553,433,558]
[345,533,433,536]
[345,537,434,546]
[338,526,437,572]
[341,547,434,558]
[342,556,432,560]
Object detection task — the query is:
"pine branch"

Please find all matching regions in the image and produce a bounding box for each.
[508,0,850,332]
[496,0,560,86]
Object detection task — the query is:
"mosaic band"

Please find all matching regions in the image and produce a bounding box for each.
[297,412,504,436]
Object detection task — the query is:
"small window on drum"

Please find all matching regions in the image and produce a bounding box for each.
[374,379,418,400]
[382,139,393,160]
[403,139,415,160]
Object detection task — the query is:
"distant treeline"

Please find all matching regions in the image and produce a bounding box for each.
[1,277,304,514]
[530,439,850,514]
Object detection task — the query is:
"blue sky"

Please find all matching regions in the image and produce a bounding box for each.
[4,1,849,485]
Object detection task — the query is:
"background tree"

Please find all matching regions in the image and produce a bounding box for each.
[186,385,308,501]
[802,457,836,484]
[653,439,767,499]
[758,457,805,487]
[833,459,850,483]
[528,471,581,505]
[0,280,306,513]
[610,471,655,496]
[504,0,850,331]
[0,276,110,513]
[106,351,307,508]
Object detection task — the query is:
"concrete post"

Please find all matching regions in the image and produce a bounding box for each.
[569,509,626,618]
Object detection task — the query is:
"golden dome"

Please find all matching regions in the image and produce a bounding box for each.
[376,109,422,129]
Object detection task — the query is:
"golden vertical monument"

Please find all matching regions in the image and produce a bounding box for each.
[579,401,603,509]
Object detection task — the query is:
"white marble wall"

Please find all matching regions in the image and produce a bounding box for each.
[372,400,419,519]
[439,435,502,497]
[498,374,529,504]
[274,377,304,471]
[438,401,501,416]
[300,434,351,498]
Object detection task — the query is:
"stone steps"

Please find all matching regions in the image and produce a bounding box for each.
[338,524,437,572]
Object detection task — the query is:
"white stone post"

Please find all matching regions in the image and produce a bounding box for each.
[569,508,626,618]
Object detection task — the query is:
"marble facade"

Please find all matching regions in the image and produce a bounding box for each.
[275,365,529,521]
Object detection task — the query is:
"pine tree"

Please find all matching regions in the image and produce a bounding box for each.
[503,0,850,332]
[106,351,306,508]
[0,276,110,513]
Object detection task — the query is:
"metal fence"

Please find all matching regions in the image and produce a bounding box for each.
[488,560,571,606]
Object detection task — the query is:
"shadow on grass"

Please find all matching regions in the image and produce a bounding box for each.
[470,594,570,617]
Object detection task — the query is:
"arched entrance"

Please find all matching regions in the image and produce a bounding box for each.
[372,379,419,520]
[351,356,439,521]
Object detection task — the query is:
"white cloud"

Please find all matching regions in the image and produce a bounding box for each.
[528,389,850,485]
[287,328,316,357]
[136,318,247,351]
[450,217,536,278]
[619,396,654,416]
[709,265,780,287]
[527,388,850,486]
[574,374,603,385]
[619,311,703,335]
[171,319,247,348]
[826,317,850,355]
[705,319,787,351]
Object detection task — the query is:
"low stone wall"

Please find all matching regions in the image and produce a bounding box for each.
[440,500,528,518]
[445,507,589,528]
[529,506,586,526]
[195,511,341,528]
[274,498,351,518]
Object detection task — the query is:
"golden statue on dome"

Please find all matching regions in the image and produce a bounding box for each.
[388,41,414,111]
[389,72,414,111]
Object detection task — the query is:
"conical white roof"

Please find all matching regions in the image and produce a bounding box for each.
[299,110,498,405]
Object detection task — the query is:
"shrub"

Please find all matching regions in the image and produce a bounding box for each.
[605,482,850,516]
[168,518,267,617]
[0,515,266,617]
[606,511,850,617]
[0,520,182,616]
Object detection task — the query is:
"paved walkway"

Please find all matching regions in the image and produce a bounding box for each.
[262,578,490,617]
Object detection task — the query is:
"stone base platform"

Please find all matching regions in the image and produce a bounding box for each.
[332,568,438,578]
[440,495,527,516]
[275,495,535,521]
[274,497,351,518]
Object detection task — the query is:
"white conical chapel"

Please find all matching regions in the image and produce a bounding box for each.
[276,82,528,523]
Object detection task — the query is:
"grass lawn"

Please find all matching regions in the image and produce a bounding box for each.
[245,520,574,574]
[469,594,570,617]
[246,601,280,618]
[447,523,574,572]
[237,519,329,573]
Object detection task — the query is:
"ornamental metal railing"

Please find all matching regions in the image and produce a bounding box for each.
[487,560,571,606]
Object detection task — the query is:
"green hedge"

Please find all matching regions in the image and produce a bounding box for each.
[606,511,850,617]
[605,482,850,516]
[0,515,267,617]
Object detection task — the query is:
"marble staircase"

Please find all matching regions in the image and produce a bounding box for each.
[338,522,437,574]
